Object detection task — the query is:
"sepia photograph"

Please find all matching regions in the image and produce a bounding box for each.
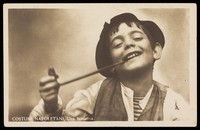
[3,3,197,127]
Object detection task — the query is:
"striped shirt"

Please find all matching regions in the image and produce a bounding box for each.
[133,97,144,121]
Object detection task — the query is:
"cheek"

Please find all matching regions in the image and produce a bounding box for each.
[110,49,123,62]
[140,41,155,59]
[142,40,153,53]
[144,47,155,62]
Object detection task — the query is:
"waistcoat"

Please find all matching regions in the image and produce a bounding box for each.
[93,78,168,121]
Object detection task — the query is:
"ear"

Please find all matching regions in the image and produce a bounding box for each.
[153,42,163,60]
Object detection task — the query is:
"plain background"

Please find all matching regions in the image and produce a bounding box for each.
[7,6,191,121]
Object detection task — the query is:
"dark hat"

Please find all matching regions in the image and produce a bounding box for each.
[95,13,165,77]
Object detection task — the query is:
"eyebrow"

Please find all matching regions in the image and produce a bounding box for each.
[129,30,144,36]
[110,30,144,44]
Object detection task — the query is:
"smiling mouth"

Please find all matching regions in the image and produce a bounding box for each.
[123,51,142,61]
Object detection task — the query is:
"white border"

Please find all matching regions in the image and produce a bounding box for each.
[3,3,197,127]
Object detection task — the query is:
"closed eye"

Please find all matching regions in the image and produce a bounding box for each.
[113,43,123,49]
[133,37,143,41]
[112,38,123,49]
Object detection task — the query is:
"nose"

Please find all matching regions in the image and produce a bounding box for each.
[124,38,135,50]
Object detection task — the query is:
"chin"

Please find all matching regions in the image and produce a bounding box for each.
[118,63,152,75]
[124,63,143,70]
[117,66,139,75]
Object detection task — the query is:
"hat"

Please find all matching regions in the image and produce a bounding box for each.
[95,13,165,77]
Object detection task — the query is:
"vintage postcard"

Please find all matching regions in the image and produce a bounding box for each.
[3,3,197,127]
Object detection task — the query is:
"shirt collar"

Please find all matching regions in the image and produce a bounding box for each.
[120,83,154,110]
[139,85,154,110]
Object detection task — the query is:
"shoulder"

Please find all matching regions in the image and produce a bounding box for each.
[163,86,191,121]
[76,77,117,97]
[154,80,189,106]
[73,79,104,98]
[65,79,105,118]
[153,80,186,102]
[153,80,191,121]
[166,88,188,105]
[67,79,106,107]
[153,80,169,92]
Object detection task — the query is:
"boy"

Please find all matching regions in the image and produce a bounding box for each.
[29,13,190,121]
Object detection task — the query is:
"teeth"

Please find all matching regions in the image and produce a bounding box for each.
[126,52,140,60]
[127,54,135,59]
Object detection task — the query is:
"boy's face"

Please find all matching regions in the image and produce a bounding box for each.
[109,22,160,75]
